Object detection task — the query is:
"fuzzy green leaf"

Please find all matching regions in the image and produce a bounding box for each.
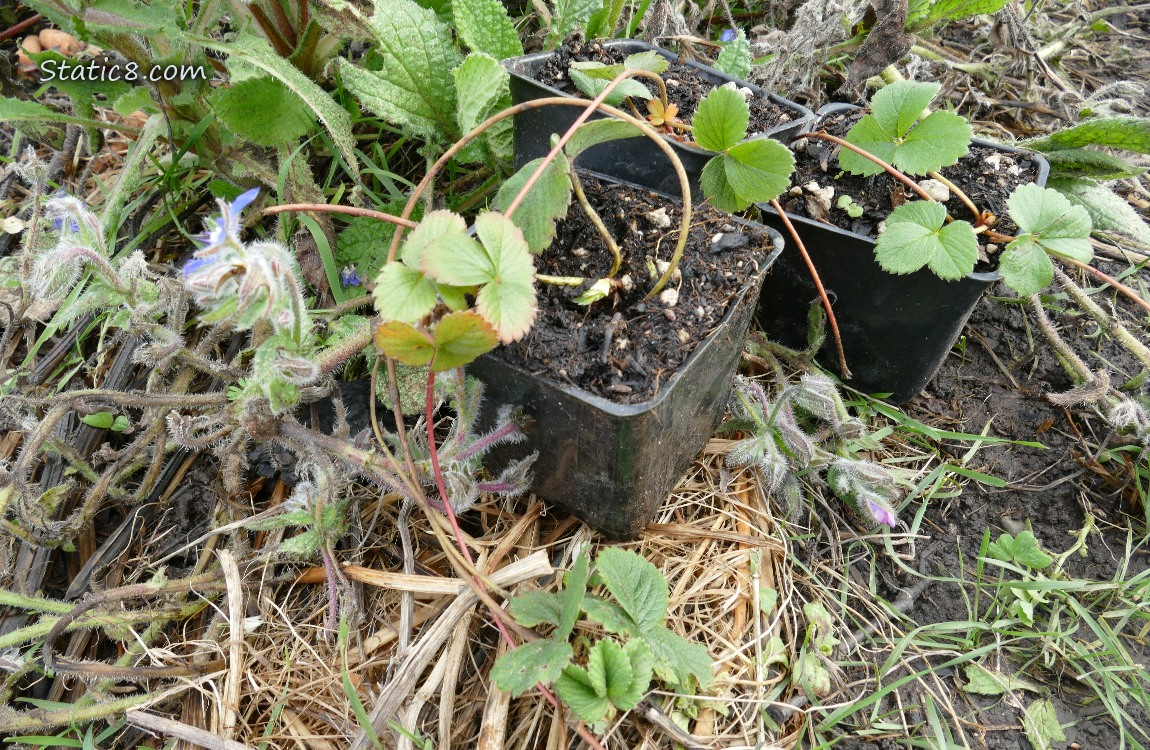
[565,119,643,161]
[556,551,590,641]
[556,664,612,722]
[373,263,438,323]
[337,214,401,284]
[399,210,471,266]
[1022,698,1066,750]
[1048,177,1150,241]
[875,201,978,279]
[581,595,640,636]
[568,68,652,106]
[713,28,751,80]
[431,311,499,370]
[595,547,668,634]
[278,529,324,557]
[453,0,523,58]
[837,115,898,176]
[643,627,713,689]
[373,320,434,366]
[0,96,120,141]
[210,76,316,147]
[986,530,1053,569]
[509,590,564,628]
[962,663,1042,695]
[1007,183,1093,261]
[472,212,538,343]
[1027,116,1150,155]
[194,34,357,176]
[491,640,574,697]
[614,639,653,709]
[999,237,1054,296]
[694,85,749,153]
[1041,148,1145,180]
[719,138,796,207]
[495,154,573,253]
[587,639,621,697]
[623,50,669,75]
[454,53,513,164]
[545,0,604,49]
[336,0,460,142]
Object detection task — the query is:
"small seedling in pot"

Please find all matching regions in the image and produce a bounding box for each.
[836,194,863,218]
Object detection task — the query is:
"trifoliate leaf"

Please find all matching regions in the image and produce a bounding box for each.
[555,664,612,722]
[1048,176,1150,241]
[400,210,474,267]
[336,0,460,142]
[623,50,669,75]
[454,52,513,164]
[875,201,978,280]
[985,530,1053,569]
[595,547,668,634]
[894,110,972,174]
[877,80,940,137]
[565,119,642,162]
[430,311,499,370]
[643,626,714,690]
[373,320,434,366]
[210,76,315,146]
[509,590,564,628]
[491,640,573,697]
[713,28,751,80]
[556,551,590,641]
[581,595,640,637]
[721,138,796,206]
[467,212,538,343]
[1027,116,1150,155]
[999,236,1054,296]
[962,663,1042,695]
[694,85,749,153]
[1007,183,1093,262]
[495,154,573,254]
[568,68,652,106]
[373,263,438,323]
[452,0,522,58]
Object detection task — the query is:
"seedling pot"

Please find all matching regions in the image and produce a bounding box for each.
[756,105,1050,403]
[468,218,785,540]
[504,39,813,200]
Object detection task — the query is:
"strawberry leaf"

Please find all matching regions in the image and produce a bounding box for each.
[875,201,977,280]
[431,311,499,370]
[1007,183,1093,262]
[694,85,749,153]
[373,321,435,366]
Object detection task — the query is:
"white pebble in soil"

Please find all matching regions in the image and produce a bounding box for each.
[803,181,834,214]
[658,287,679,307]
[919,179,950,203]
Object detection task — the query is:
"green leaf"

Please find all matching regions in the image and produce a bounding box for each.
[874,201,978,280]
[986,530,1053,569]
[1048,176,1150,241]
[595,547,668,634]
[556,551,590,641]
[373,320,434,366]
[509,590,564,628]
[894,110,972,174]
[0,96,123,141]
[399,210,471,266]
[430,311,499,370]
[454,53,513,164]
[278,529,324,557]
[210,76,316,147]
[1041,148,1145,180]
[30,49,132,110]
[472,212,538,343]
[1007,183,1093,262]
[587,639,621,697]
[568,68,652,106]
[700,157,744,213]
[918,0,1010,27]
[491,640,574,697]
[623,50,669,75]
[874,79,941,137]
[720,138,796,207]
[373,263,438,323]
[452,0,523,58]
[1022,698,1066,750]
[999,237,1054,296]
[495,154,573,254]
[962,663,1042,695]
[1027,116,1150,154]
[614,639,653,709]
[556,664,612,722]
[581,595,640,636]
[193,33,358,177]
[713,28,751,80]
[837,115,898,176]
[337,214,401,284]
[643,627,713,690]
[335,0,460,142]
[694,85,749,153]
[80,412,115,429]
[565,119,643,162]
[545,0,604,49]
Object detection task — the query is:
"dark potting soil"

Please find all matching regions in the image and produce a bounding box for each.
[782,109,1041,251]
[533,39,797,139]
[494,172,773,404]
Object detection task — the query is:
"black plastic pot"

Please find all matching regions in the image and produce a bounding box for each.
[468,210,785,540]
[756,105,1050,403]
[504,39,814,200]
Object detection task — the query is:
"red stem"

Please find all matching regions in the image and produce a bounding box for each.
[262,203,418,228]
[0,13,43,43]
[769,199,852,379]
[802,131,940,206]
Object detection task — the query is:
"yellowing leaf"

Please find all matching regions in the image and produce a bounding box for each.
[373,320,434,366]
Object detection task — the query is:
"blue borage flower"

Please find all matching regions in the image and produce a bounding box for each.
[340,264,362,288]
[720,28,737,42]
[194,187,260,258]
